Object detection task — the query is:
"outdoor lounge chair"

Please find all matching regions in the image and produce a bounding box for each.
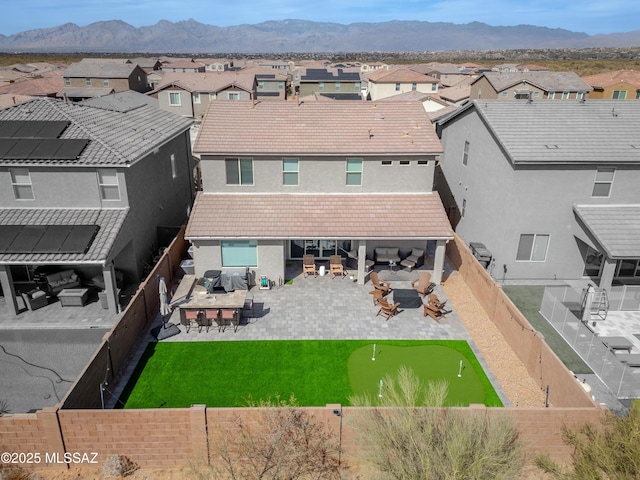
[369,289,386,305]
[411,271,435,296]
[330,255,346,278]
[303,254,318,278]
[377,298,400,321]
[423,294,447,322]
[370,271,391,294]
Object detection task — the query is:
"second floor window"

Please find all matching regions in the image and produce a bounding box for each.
[64,77,70,86]
[318,82,324,91]
[103,78,109,87]
[228,92,240,100]
[516,234,549,262]
[395,83,401,91]
[462,140,470,166]
[97,169,120,201]
[612,90,627,99]
[412,83,417,91]
[225,157,253,185]
[85,77,92,86]
[169,92,181,106]
[193,92,200,104]
[592,167,615,197]
[431,83,437,91]
[209,92,216,100]
[10,168,34,200]
[346,158,363,186]
[282,158,299,185]
[258,81,264,90]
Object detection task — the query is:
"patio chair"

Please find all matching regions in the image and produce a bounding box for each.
[196,313,212,333]
[370,271,391,294]
[411,272,435,297]
[377,300,400,321]
[303,254,318,278]
[206,309,225,332]
[369,289,386,305]
[21,289,48,311]
[330,255,346,278]
[242,295,254,319]
[221,308,239,332]
[423,294,447,322]
[182,309,200,333]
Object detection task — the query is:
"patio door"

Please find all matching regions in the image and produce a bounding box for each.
[289,240,351,259]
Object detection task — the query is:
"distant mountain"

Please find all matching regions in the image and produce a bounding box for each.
[0,19,639,53]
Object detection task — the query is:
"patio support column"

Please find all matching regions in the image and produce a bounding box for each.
[0,265,19,316]
[357,241,367,285]
[598,256,617,292]
[432,239,447,285]
[102,262,119,314]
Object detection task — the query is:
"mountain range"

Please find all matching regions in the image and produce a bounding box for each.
[1,19,639,53]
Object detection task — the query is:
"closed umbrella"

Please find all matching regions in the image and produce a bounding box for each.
[582,284,594,324]
[159,276,170,318]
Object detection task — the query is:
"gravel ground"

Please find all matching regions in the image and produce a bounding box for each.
[443,272,547,408]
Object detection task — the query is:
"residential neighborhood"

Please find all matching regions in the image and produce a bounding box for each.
[1,52,640,478]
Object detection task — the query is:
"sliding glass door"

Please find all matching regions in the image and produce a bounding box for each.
[289,239,351,259]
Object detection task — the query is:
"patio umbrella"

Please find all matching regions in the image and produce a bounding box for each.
[159,276,170,318]
[581,284,594,324]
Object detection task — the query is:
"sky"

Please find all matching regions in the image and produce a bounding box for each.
[1,0,638,37]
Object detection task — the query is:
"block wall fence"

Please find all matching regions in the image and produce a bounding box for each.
[0,231,605,471]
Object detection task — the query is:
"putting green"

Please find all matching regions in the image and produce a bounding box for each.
[348,344,491,406]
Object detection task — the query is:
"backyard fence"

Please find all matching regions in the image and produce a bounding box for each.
[540,286,640,399]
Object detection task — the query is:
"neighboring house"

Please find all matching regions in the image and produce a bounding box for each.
[470,71,592,101]
[200,59,233,72]
[435,99,640,292]
[582,70,640,100]
[365,68,439,101]
[161,60,206,73]
[242,67,288,100]
[148,72,255,119]
[0,71,65,99]
[297,68,363,100]
[438,77,473,106]
[360,62,388,73]
[411,63,469,87]
[188,100,453,286]
[60,62,149,98]
[377,90,451,116]
[130,57,163,73]
[0,92,194,316]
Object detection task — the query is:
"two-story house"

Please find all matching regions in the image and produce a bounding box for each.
[435,99,640,291]
[297,68,363,100]
[60,62,149,100]
[187,100,453,285]
[582,70,640,100]
[365,68,439,101]
[470,71,592,101]
[0,92,194,316]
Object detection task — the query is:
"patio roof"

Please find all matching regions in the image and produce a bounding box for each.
[0,207,129,265]
[573,204,640,258]
[185,192,454,240]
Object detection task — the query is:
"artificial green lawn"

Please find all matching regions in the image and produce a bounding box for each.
[119,340,502,409]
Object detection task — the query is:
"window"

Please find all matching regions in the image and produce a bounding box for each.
[103,78,109,87]
[431,83,437,91]
[502,92,508,98]
[346,158,363,186]
[548,92,555,100]
[10,168,34,200]
[576,92,584,100]
[228,92,240,100]
[462,140,469,166]
[592,167,615,197]
[193,92,200,103]
[85,77,92,86]
[97,169,120,201]
[170,154,177,179]
[355,82,361,90]
[278,81,284,90]
[225,157,253,185]
[335,82,341,91]
[221,240,257,267]
[258,81,264,90]
[64,77,70,86]
[417,160,428,165]
[412,83,417,91]
[381,160,392,166]
[583,246,603,277]
[516,234,549,262]
[612,90,627,99]
[534,91,540,98]
[616,259,639,277]
[395,83,401,91]
[169,92,181,106]
[636,90,640,100]
[399,160,410,166]
[282,158,299,185]
[318,82,324,91]
[562,91,569,99]
[209,92,216,100]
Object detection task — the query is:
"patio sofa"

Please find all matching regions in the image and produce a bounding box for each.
[44,269,81,296]
[374,247,401,265]
[21,289,48,311]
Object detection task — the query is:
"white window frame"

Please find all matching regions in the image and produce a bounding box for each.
[462,140,469,166]
[335,82,341,91]
[399,160,410,166]
[193,92,201,104]
[381,160,392,166]
[516,234,550,262]
[103,78,109,87]
[221,240,257,267]
[412,83,417,91]
[548,91,556,100]
[318,82,324,91]
[592,167,615,197]
[258,81,264,90]
[97,169,120,201]
[85,77,92,86]
[209,92,217,100]
[612,90,627,100]
[395,83,401,91]
[282,158,299,186]
[64,77,70,86]
[169,91,181,106]
[225,157,253,185]
[346,158,363,186]
[228,92,240,100]
[431,83,437,91]
[10,168,34,200]
[562,91,569,99]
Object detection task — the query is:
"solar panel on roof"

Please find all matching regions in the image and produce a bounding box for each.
[0,225,22,253]
[59,225,100,254]
[5,139,39,159]
[0,120,70,139]
[50,139,89,160]
[8,226,46,253]
[28,139,63,160]
[34,121,69,138]
[33,225,73,253]
[0,121,23,138]
[13,121,51,138]
[0,138,18,157]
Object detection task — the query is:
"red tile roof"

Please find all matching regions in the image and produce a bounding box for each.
[194,100,443,156]
[367,68,434,83]
[185,192,453,240]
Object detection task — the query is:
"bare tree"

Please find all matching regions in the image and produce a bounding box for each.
[348,366,524,480]
[212,395,342,480]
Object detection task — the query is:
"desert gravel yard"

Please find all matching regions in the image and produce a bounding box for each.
[443,272,547,407]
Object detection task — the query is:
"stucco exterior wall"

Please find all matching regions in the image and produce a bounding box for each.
[299,81,361,97]
[588,82,639,100]
[156,89,194,117]
[368,82,438,101]
[199,155,437,194]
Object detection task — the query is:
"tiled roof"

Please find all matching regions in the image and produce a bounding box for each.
[477,71,592,92]
[573,204,640,258]
[79,90,158,111]
[57,87,114,98]
[0,207,128,264]
[185,192,454,240]
[194,100,443,156]
[63,62,141,78]
[450,100,640,165]
[0,96,193,167]
[582,70,640,89]
[151,71,255,94]
[367,68,433,84]
[0,72,64,96]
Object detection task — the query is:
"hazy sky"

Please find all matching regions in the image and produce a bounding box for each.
[2,0,638,36]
